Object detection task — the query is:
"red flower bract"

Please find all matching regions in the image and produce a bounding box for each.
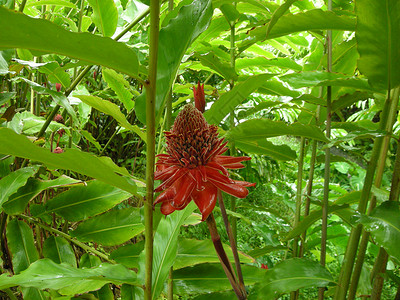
[154,104,255,221]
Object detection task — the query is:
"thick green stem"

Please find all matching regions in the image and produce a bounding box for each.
[334,89,395,300]
[206,213,244,300]
[144,1,160,299]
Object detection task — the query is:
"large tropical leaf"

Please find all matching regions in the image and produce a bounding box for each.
[204,74,275,125]
[254,258,334,299]
[234,139,297,161]
[356,201,400,264]
[43,236,77,267]
[0,259,137,295]
[102,68,135,111]
[0,166,38,210]
[43,180,131,221]
[6,219,39,274]
[226,119,329,143]
[239,9,356,51]
[0,6,138,77]
[356,0,400,89]
[135,0,213,124]
[70,207,144,246]
[87,0,118,37]
[0,128,137,194]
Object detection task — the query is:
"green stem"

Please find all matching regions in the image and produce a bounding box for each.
[99,127,119,156]
[144,0,160,299]
[18,0,27,12]
[334,88,395,300]
[21,215,114,263]
[115,7,150,41]
[4,288,18,300]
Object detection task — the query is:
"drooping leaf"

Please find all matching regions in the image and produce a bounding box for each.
[38,61,71,88]
[0,259,137,295]
[356,201,400,264]
[71,207,144,246]
[88,0,118,37]
[235,139,296,161]
[3,176,82,215]
[173,263,265,295]
[76,95,146,142]
[0,166,38,210]
[205,74,275,125]
[135,0,213,124]
[226,119,329,143]
[266,0,299,38]
[0,6,138,77]
[43,180,131,221]
[239,9,356,51]
[102,68,135,111]
[356,0,400,89]
[196,52,238,82]
[6,219,39,274]
[254,258,334,299]
[43,236,77,267]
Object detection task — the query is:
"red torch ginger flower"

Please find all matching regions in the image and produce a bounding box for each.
[193,81,205,113]
[154,104,255,221]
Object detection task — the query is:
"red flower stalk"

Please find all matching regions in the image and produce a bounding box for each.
[154,104,255,221]
[193,81,205,113]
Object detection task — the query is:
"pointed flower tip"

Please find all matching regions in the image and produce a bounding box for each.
[193,81,205,113]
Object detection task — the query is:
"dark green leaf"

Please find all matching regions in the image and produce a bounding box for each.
[0,259,137,295]
[235,139,296,161]
[43,236,77,267]
[226,119,329,143]
[135,0,213,124]
[121,284,144,300]
[205,74,274,125]
[248,245,288,258]
[71,207,144,246]
[0,128,137,194]
[254,258,334,299]
[110,241,145,269]
[44,180,131,221]
[356,201,400,264]
[0,6,138,77]
[356,0,400,89]
[6,219,39,274]
[0,166,38,210]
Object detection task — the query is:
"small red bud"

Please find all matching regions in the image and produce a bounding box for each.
[93,71,97,79]
[53,147,63,153]
[55,83,62,92]
[193,81,205,113]
[261,263,268,270]
[53,114,65,124]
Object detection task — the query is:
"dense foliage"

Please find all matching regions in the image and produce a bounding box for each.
[0,0,399,299]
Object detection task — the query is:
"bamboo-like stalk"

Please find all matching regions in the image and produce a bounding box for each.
[144,0,160,299]
[347,87,399,300]
[319,12,332,296]
[334,88,394,300]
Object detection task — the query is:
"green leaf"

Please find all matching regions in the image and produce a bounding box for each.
[174,238,254,270]
[280,71,350,89]
[226,119,329,143]
[254,258,334,299]
[76,95,146,142]
[38,62,71,88]
[25,0,78,8]
[220,3,240,24]
[235,139,296,161]
[71,207,144,246]
[236,57,302,72]
[80,253,102,268]
[43,236,77,267]
[196,52,238,81]
[3,176,82,215]
[356,0,400,89]
[0,6,138,78]
[142,201,196,300]
[266,0,299,38]
[0,128,137,194]
[239,9,356,51]
[205,74,274,125]
[6,219,39,274]
[0,166,38,210]
[88,0,118,37]
[285,204,350,241]
[356,201,400,264]
[110,241,145,269]
[102,68,134,111]
[43,180,131,222]
[248,245,288,258]
[121,284,144,300]
[173,263,265,295]
[0,259,137,295]
[135,0,213,124]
